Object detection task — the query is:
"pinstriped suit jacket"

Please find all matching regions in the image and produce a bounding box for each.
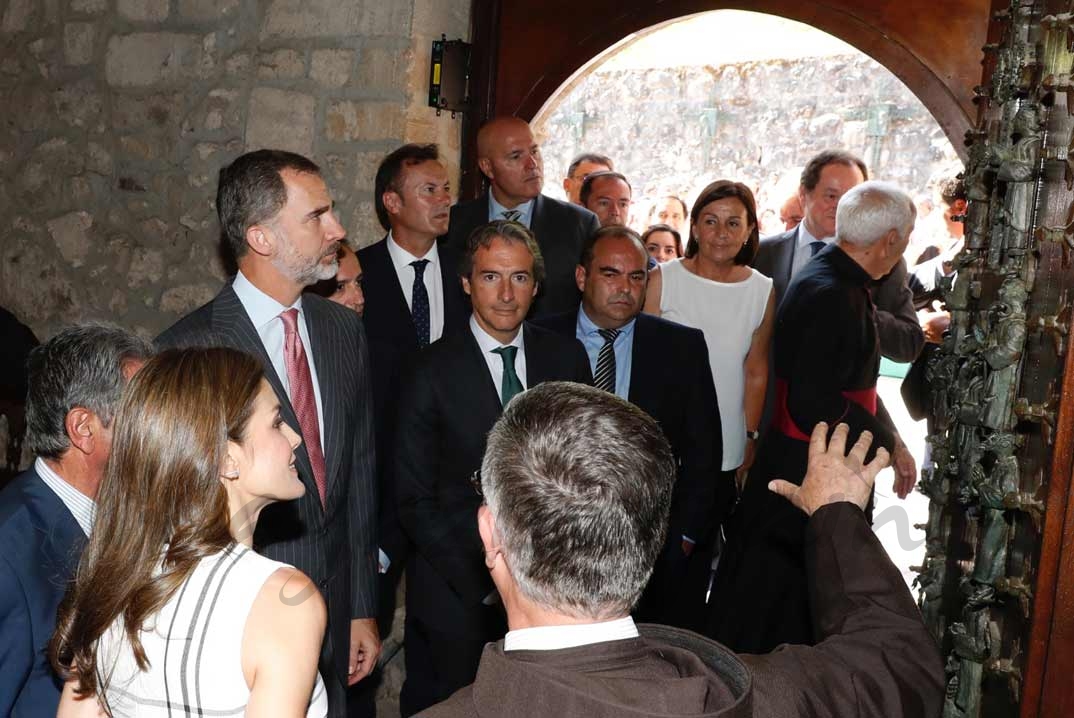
[156,281,377,688]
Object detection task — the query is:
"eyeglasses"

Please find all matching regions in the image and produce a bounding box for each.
[470,469,483,498]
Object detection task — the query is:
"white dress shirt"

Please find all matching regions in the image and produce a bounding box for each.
[471,315,527,397]
[386,231,445,342]
[232,271,325,452]
[504,616,639,652]
[36,457,95,537]
[791,221,830,279]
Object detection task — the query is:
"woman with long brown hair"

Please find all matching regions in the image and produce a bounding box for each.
[51,347,327,717]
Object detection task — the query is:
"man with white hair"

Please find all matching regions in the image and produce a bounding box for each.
[709,181,919,654]
[419,382,943,717]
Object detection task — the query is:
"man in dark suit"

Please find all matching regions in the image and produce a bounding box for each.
[533,226,724,627]
[357,143,470,593]
[0,324,150,717]
[419,385,943,718]
[444,116,601,318]
[753,149,924,363]
[157,150,379,718]
[396,220,592,716]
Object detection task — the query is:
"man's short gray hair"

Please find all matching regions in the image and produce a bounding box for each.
[835,180,916,248]
[24,323,153,459]
[480,382,676,619]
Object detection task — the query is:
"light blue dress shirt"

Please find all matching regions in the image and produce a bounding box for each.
[488,194,535,228]
[576,308,634,401]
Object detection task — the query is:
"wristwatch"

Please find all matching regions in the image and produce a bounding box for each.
[746,429,760,441]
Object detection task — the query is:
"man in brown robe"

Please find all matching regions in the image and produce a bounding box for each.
[419,381,943,718]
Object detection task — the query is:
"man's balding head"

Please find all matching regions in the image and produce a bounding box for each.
[476,117,544,208]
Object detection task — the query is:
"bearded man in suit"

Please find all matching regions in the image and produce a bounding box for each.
[157,149,379,718]
[396,220,592,716]
[445,117,600,318]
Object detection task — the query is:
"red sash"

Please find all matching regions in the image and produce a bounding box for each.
[772,378,877,441]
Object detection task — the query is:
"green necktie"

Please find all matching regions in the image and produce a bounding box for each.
[493,345,523,406]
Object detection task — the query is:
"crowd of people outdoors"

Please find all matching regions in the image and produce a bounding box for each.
[0,112,954,718]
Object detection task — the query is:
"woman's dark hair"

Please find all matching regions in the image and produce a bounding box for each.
[685,180,760,265]
[50,347,265,698]
[641,223,683,258]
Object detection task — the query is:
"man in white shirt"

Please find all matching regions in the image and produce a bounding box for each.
[157,149,379,718]
[0,323,150,717]
[355,144,471,668]
[395,220,591,716]
[420,385,944,718]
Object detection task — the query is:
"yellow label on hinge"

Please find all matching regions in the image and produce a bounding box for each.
[433,64,441,85]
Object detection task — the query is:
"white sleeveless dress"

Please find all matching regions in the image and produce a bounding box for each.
[97,544,328,717]
[659,259,772,471]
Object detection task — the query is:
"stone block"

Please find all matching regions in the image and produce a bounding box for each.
[53,80,103,127]
[354,46,405,94]
[112,92,183,130]
[1,0,34,33]
[160,283,216,314]
[70,0,108,14]
[63,22,95,65]
[105,33,202,88]
[261,0,363,39]
[178,0,240,22]
[310,49,352,88]
[225,52,251,75]
[245,87,315,156]
[187,88,243,134]
[325,101,403,143]
[352,151,383,192]
[257,48,305,79]
[1,239,75,326]
[127,247,164,287]
[46,210,93,267]
[357,2,413,36]
[86,142,113,175]
[117,0,169,22]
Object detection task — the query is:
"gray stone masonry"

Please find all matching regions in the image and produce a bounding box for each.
[0,0,468,340]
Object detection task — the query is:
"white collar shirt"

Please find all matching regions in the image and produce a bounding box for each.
[386,231,445,343]
[791,221,831,278]
[504,616,639,652]
[232,270,325,452]
[36,457,96,537]
[470,315,527,402]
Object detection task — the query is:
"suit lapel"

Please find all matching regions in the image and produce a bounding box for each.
[462,330,505,421]
[303,299,344,493]
[210,285,318,502]
[522,323,555,386]
[627,316,655,407]
[776,229,797,296]
[368,236,418,341]
[530,194,549,244]
[25,468,86,577]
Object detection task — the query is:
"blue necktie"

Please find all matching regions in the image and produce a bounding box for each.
[809,240,826,257]
[411,259,430,347]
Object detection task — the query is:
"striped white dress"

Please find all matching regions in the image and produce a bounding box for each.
[97,545,328,717]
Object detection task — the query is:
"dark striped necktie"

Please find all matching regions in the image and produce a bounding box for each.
[594,328,620,393]
[502,209,521,222]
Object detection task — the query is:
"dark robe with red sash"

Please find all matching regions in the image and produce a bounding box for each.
[706,243,897,654]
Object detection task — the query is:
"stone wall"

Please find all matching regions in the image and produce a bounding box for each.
[537,53,961,229]
[0,0,470,339]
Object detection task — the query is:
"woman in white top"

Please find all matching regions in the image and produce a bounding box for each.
[51,347,328,717]
[644,180,775,489]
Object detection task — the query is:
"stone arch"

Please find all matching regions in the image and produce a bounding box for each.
[485,0,991,161]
